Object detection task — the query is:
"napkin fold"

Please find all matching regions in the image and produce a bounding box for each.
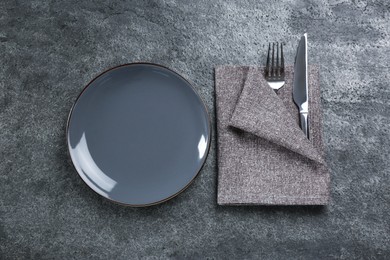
[215,65,330,205]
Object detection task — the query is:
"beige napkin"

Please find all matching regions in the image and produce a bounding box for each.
[215,65,330,205]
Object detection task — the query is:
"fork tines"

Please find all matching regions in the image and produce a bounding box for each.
[265,42,285,78]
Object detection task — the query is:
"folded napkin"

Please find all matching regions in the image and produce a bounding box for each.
[215,65,330,205]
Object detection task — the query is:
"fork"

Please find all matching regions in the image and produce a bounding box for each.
[264,42,285,92]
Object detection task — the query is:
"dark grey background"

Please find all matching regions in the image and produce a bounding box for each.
[1,0,389,259]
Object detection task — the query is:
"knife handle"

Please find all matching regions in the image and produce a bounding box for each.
[299,112,309,139]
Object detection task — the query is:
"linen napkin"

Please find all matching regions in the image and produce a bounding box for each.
[215,65,330,205]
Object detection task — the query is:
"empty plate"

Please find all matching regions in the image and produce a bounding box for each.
[66,63,211,206]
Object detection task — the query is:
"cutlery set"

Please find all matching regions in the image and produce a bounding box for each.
[266,33,310,139]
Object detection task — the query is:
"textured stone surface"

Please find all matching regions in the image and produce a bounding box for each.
[0,0,389,259]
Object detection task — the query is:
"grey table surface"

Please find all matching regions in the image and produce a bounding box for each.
[1,0,389,259]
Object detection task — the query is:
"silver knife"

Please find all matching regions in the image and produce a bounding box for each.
[293,33,309,139]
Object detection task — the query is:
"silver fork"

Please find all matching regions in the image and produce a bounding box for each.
[264,42,285,92]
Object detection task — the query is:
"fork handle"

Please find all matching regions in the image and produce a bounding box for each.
[299,112,309,139]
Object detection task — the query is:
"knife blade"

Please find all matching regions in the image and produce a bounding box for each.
[293,33,309,139]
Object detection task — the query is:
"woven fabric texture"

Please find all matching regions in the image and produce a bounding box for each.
[215,65,330,205]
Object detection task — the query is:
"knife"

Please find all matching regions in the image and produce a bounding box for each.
[293,33,309,139]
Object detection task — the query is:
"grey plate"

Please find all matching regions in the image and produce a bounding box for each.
[66,63,211,206]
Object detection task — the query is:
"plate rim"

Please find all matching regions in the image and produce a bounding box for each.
[66,62,212,207]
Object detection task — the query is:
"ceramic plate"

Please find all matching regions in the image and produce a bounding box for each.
[67,63,211,206]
